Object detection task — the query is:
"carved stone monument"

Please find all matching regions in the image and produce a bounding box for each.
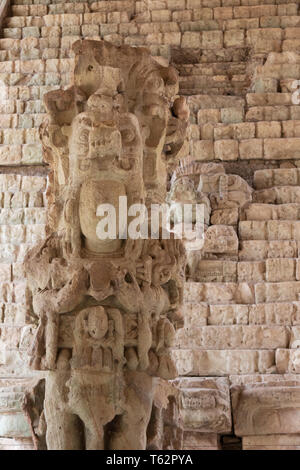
[24,40,187,450]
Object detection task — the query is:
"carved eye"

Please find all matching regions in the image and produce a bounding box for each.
[88,65,94,72]
[146,75,164,92]
[78,129,89,144]
[121,128,135,144]
[99,102,111,113]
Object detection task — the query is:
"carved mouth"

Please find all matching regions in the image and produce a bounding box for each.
[78,153,120,171]
[89,149,120,159]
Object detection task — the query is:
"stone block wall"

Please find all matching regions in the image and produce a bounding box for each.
[1,0,300,450]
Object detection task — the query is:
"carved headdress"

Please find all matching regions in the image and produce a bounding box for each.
[40,40,188,256]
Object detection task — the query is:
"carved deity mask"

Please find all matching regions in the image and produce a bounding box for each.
[41,40,187,254]
[70,112,122,172]
[69,111,143,176]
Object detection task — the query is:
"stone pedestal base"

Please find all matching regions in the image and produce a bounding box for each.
[0,438,34,450]
[183,432,221,450]
[243,435,300,450]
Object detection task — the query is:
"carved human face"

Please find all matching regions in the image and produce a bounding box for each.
[84,306,109,340]
[142,71,165,96]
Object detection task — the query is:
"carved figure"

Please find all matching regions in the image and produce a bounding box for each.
[25,40,186,450]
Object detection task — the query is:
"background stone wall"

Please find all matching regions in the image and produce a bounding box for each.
[1,0,300,450]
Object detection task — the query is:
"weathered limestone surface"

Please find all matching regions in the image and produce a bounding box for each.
[232,380,300,436]
[170,40,300,446]
[1,0,300,452]
[243,434,300,450]
[0,34,188,449]
[22,39,186,450]
[176,377,231,431]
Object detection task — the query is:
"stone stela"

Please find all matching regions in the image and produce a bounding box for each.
[24,39,187,450]
[1,0,300,452]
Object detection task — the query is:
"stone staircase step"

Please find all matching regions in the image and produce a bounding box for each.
[0,174,46,192]
[0,223,46,243]
[13,0,87,5]
[2,16,300,46]
[173,348,275,376]
[246,92,294,106]
[0,143,42,164]
[253,186,300,204]
[0,243,37,263]
[0,85,57,100]
[255,281,300,302]
[11,0,300,5]
[0,99,44,113]
[237,259,297,283]
[175,324,289,350]
[0,439,35,451]
[241,203,300,221]
[239,220,300,241]
[188,94,245,113]
[183,300,300,327]
[239,240,298,261]
[0,37,77,52]
[254,62,300,79]
[0,72,71,86]
[211,120,300,140]
[246,106,297,122]
[191,136,300,161]
[189,258,300,283]
[4,16,43,28]
[0,128,40,144]
[0,208,46,225]
[185,279,300,304]
[8,2,300,21]
[184,281,255,305]
[5,0,300,428]
[254,168,300,189]
[0,43,249,63]
[0,114,46,129]
[181,85,247,96]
